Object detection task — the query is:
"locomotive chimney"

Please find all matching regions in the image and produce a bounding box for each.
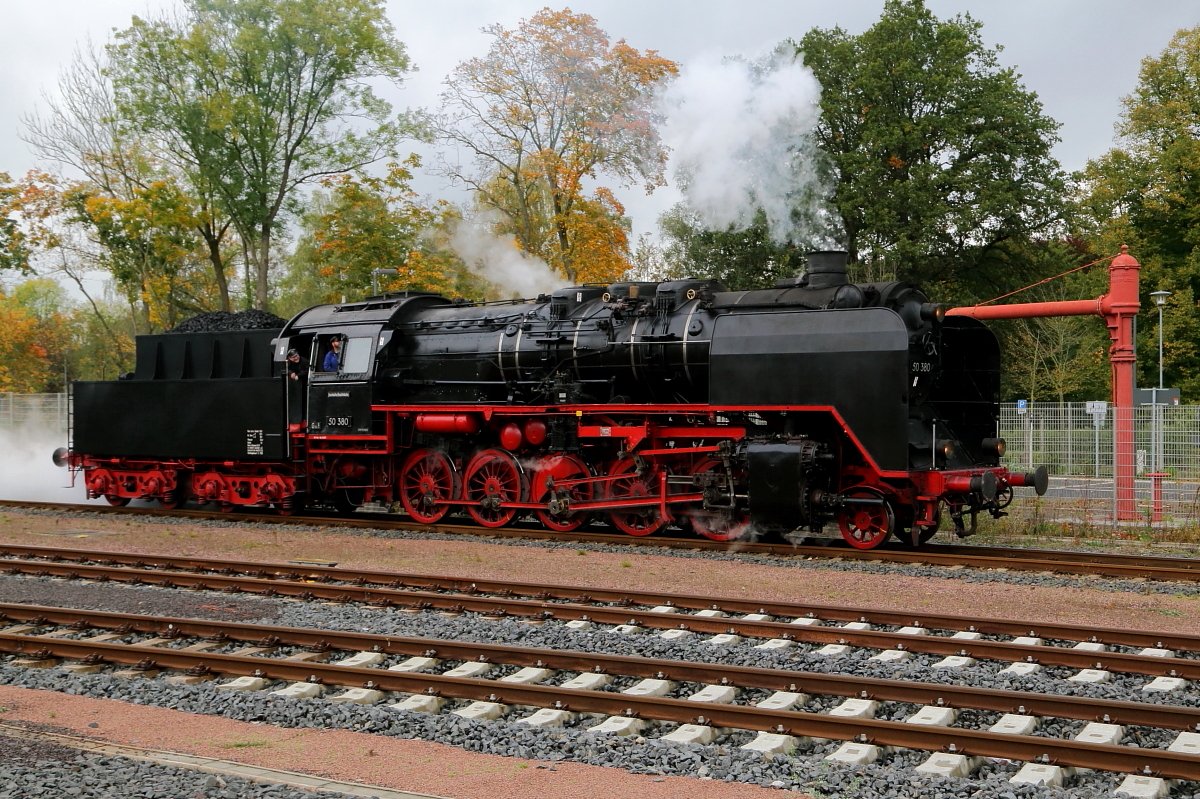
[805,251,849,289]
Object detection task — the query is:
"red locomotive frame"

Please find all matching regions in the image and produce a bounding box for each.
[73,401,1037,549]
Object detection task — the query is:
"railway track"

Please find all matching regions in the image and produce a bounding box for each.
[3,498,1199,583]
[0,542,1197,681]
[2,601,1199,784]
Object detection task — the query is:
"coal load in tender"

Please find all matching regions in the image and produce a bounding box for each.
[168,309,287,333]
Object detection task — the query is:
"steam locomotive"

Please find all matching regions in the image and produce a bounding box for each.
[61,251,1047,549]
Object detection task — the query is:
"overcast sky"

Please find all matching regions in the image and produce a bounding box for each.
[2,0,1198,245]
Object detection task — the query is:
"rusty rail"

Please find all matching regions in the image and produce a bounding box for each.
[0,606,1198,779]
[0,555,1196,678]
[2,499,1198,582]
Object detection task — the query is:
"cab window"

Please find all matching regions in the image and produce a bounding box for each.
[340,336,374,374]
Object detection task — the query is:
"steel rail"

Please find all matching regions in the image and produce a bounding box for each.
[2,499,1198,582]
[0,558,1194,678]
[4,602,1198,733]
[3,542,1200,653]
[0,630,1197,779]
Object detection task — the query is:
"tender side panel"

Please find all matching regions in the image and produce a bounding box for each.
[73,378,286,459]
[709,308,910,470]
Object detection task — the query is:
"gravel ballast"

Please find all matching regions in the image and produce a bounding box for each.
[0,662,1194,799]
[7,505,1198,599]
[0,742,366,799]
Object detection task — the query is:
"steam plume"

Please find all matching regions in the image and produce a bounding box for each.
[0,427,91,503]
[450,214,569,298]
[659,48,835,244]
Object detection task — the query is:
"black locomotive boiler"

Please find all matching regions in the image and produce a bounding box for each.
[63,251,1047,548]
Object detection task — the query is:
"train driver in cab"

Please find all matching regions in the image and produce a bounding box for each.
[322,337,342,372]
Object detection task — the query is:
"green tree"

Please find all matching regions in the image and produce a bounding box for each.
[435,8,675,283]
[657,204,798,290]
[284,158,475,308]
[795,0,1065,291]
[1074,25,1200,400]
[109,0,414,311]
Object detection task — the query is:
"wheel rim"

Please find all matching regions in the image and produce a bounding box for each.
[464,449,524,528]
[837,489,895,549]
[104,495,129,507]
[606,458,664,536]
[400,449,457,524]
[532,454,593,532]
[686,458,751,542]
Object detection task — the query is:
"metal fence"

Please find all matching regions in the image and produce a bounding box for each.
[0,393,68,434]
[999,402,1200,528]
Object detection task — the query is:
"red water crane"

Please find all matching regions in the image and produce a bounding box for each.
[946,245,1141,520]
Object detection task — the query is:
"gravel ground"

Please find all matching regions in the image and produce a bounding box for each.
[0,576,1198,797]
[0,662,1193,799]
[0,722,367,798]
[0,750,367,798]
[0,577,281,622]
[6,505,1200,599]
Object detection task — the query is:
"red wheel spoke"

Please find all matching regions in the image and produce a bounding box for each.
[606,458,664,536]
[400,449,458,524]
[532,454,593,532]
[837,489,894,550]
[464,449,525,528]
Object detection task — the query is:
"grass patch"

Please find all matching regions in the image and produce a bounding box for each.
[219,739,270,749]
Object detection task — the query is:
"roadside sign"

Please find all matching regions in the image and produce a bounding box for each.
[1016,399,1027,415]
[1087,400,1107,428]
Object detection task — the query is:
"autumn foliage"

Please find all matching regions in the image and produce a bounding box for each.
[436,9,676,284]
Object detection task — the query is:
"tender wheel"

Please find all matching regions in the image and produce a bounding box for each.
[103,495,130,507]
[532,454,593,532]
[332,488,363,516]
[400,449,458,524]
[685,458,752,542]
[274,495,305,517]
[606,458,665,536]
[157,492,184,510]
[158,477,189,510]
[464,449,525,528]
[836,488,895,549]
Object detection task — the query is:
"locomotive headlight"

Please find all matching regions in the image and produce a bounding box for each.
[919,302,946,322]
[938,439,958,458]
[982,437,1006,457]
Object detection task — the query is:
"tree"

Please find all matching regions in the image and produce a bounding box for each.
[285,158,471,307]
[108,0,414,311]
[1074,25,1200,400]
[435,8,675,282]
[23,43,238,312]
[657,204,799,290]
[795,0,1065,289]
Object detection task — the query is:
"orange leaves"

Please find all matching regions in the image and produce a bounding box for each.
[0,289,51,393]
[437,8,676,283]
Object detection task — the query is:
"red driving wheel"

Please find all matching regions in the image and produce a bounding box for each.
[836,488,895,549]
[463,449,525,528]
[605,458,665,536]
[531,453,593,532]
[399,449,458,524]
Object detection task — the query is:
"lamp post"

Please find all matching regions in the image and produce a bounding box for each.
[1149,290,1172,474]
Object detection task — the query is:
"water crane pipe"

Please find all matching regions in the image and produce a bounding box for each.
[947,246,1142,520]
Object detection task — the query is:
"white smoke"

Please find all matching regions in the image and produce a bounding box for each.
[0,427,93,503]
[659,48,833,244]
[450,214,569,298]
